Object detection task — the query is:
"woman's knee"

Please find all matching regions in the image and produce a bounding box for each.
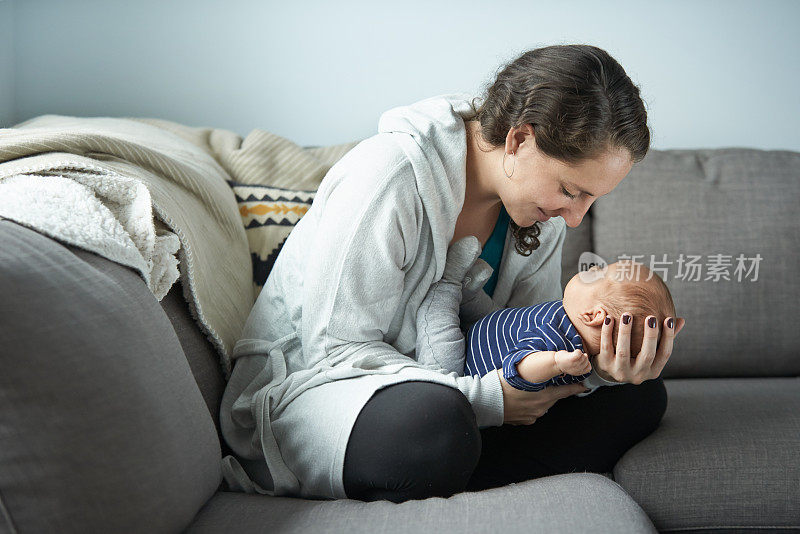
[343,381,481,502]
[636,376,668,432]
[603,376,668,446]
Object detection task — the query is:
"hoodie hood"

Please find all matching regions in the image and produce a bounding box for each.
[377,93,481,278]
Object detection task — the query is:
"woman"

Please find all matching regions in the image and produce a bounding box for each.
[219,44,685,503]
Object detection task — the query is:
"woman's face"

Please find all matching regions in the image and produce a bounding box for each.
[499,127,634,228]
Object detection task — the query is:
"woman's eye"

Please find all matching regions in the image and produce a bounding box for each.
[561,186,576,199]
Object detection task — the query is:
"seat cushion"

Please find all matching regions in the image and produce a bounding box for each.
[0,220,222,533]
[186,473,656,534]
[591,148,800,378]
[613,377,800,532]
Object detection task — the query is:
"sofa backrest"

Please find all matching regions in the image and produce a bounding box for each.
[563,148,800,378]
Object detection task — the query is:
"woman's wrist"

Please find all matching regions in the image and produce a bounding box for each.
[588,354,614,382]
[584,356,624,386]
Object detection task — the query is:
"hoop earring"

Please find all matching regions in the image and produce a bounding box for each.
[503,151,516,178]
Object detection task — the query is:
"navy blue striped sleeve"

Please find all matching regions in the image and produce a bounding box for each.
[502,323,566,391]
[502,336,551,391]
[503,323,592,391]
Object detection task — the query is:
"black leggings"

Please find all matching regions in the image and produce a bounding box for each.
[342,378,667,503]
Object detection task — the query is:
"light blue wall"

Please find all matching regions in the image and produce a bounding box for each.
[0,0,15,128]
[5,0,800,150]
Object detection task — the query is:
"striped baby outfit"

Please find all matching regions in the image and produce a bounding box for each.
[465,300,593,391]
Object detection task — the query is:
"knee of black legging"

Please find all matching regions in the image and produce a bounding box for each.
[636,377,668,433]
[343,381,481,501]
[648,377,668,416]
[403,383,482,479]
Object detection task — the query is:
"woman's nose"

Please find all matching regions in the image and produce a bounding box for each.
[563,199,594,228]
[563,210,585,228]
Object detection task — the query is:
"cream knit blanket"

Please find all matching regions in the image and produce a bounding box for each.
[0,114,357,378]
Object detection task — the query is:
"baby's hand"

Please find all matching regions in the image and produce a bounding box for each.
[554,349,592,376]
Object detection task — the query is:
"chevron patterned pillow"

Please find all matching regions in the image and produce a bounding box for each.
[227,180,316,299]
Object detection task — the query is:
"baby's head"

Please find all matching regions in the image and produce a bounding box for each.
[563,261,676,357]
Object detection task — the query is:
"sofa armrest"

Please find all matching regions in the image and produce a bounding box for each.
[0,220,221,533]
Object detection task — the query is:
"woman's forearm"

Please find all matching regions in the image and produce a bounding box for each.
[415,279,469,375]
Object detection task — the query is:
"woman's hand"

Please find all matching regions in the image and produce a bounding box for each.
[593,314,686,384]
[440,236,482,284]
[497,370,587,425]
[440,236,494,304]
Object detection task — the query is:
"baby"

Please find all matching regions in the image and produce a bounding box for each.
[463,261,676,392]
[414,255,676,395]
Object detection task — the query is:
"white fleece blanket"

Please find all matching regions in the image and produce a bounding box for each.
[0,168,181,301]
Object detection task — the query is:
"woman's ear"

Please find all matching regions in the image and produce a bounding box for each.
[507,124,535,156]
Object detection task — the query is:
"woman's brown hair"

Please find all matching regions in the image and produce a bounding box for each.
[469,44,651,256]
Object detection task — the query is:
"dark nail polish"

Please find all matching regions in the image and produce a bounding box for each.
[622,314,631,325]
[604,317,611,325]
[667,317,674,329]
[648,317,656,328]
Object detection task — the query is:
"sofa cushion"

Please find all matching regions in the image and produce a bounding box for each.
[591,148,800,378]
[0,220,222,533]
[186,473,656,533]
[157,278,226,429]
[69,246,227,436]
[613,377,800,532]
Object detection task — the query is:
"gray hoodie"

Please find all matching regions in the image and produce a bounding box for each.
[219,93,618,498]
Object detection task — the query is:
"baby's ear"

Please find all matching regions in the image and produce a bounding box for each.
[673,317,686,336]
[583,307,606,327]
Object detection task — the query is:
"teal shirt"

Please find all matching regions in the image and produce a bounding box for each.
[478,204,510,297]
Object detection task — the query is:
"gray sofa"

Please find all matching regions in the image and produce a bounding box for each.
[1,147,798,533]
